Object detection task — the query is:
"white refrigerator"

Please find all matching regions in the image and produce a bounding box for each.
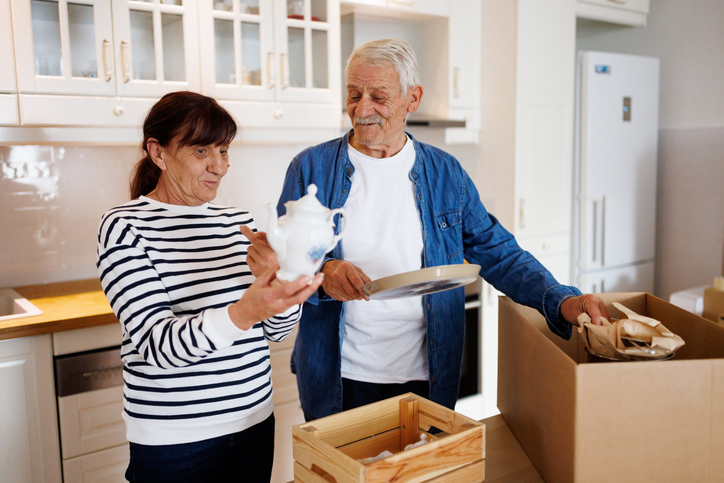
[572,51,660,294]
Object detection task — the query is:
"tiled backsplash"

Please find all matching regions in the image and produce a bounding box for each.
[0,143,311,288]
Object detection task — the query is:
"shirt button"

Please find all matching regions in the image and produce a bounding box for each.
[347,167,353,172]
[442,222,447,228]
[342,189,348,194]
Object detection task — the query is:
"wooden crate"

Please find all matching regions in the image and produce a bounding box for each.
[292,393,485,483]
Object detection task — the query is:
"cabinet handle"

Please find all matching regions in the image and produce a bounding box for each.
[121,40,131,83]
[267,52,275,89]
[280,53,289,89]
[453,67,460,98]
[102,38,112,82]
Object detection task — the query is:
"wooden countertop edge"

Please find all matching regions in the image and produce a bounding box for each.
[1,279,117,341]
[0,313,118,341]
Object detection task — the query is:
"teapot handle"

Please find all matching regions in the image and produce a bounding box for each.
[327,208,347,252]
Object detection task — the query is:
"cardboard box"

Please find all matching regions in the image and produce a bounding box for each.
[498,293,724,483]
[292,393,485,482]
[703,288,724,325]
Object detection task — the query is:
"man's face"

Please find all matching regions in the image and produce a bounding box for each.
[346,59,421,158]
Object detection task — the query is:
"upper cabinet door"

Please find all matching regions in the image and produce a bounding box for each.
[273,0,339,104]
[11,0,117,96]
[198,0,276,102]
[0,0,17,92]
[111,0,200,97]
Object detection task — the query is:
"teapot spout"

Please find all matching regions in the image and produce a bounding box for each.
[265,203,287,262]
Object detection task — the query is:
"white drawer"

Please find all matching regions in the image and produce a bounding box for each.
[62,444,129,483]
[53,324,121,356]
[58,385,127,459]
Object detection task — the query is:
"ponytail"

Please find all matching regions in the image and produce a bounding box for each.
[130,155,161,200]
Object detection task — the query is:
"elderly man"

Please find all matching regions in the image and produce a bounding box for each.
[249,38,609,421]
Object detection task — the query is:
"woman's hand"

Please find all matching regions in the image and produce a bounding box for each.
[241,225,279,277]
[320,260,371,302]
[228,268,324,330]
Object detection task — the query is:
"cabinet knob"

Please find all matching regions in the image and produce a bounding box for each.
[113,106,125,117]
[273,110,283,119]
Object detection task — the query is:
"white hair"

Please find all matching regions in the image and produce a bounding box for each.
[345,38,421,96]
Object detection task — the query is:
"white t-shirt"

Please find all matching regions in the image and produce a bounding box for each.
[340,136,428,384]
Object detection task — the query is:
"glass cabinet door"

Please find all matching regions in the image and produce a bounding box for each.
[11,0,117,95]
[110,0,200,97]
[198,0,275,101]
[273,0,339,104]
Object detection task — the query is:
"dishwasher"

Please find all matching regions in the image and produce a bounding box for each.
[53,324,128,482]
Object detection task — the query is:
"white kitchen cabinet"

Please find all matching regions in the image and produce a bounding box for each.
[0,0,20,126]
[199,0,342,133]
[11,0,200,97]
[0,334,62,483]
[341,0,481,144]
[445,0,481,144]
[479,0,576,277]
[9,0,199,128]
[576,0,649,27]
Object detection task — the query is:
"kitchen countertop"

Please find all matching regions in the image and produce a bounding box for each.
[1,279,116,341]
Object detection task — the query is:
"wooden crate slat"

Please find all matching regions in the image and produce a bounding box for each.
[337,428,402,459]
[364,426,484,483]
[400,396,420,450]
[296,396,400,447]
[294,461,336,483]
[293,425,364,483]
[417,397,482,434]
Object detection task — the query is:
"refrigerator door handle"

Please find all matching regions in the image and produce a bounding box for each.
[580,195,605,270]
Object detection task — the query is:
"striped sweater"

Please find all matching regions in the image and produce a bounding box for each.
[96,196,300,446]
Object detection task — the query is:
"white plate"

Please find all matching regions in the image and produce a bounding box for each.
[360,264,481,300]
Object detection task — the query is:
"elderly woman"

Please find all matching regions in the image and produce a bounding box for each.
[97,91,322,483]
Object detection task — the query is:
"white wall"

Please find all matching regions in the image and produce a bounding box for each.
[576,0,724,299]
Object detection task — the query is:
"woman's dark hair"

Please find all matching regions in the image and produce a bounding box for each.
[130,91,237,199]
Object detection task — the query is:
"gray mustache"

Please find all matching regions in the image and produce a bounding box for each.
[354,116,383,126]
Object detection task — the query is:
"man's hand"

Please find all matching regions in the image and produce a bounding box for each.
[241,225,279,277]
[560,294,611,327]
[320,260,371,302]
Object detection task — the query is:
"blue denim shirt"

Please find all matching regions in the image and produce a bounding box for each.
[277,132,581,420]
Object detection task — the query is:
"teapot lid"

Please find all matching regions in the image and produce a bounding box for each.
[289,184,327,213]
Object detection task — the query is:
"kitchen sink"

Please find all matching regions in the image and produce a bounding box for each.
[0,288,43,322]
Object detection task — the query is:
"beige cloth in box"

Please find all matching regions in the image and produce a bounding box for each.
[577,302,685,361]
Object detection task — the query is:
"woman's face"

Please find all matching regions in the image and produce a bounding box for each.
[150,136,230,206]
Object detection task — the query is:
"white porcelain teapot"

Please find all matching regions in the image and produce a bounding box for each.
[266,184,347,281]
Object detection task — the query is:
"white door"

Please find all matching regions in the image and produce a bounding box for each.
[199,0,276,101]
[273,0,340,104]
[578,52,659,270]
[11,0,117,96]
[111,0,200,97]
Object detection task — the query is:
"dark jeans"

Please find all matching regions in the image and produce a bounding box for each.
[125,413,275,483]
[341,378,430,411]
